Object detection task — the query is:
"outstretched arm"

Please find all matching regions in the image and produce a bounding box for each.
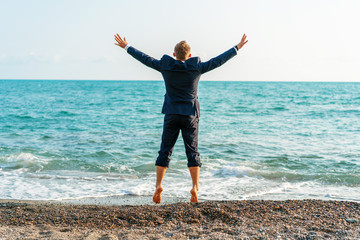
[199,34,248,74]
[114,33,161,71]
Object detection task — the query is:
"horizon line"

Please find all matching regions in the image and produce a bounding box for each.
[1,79,359,83]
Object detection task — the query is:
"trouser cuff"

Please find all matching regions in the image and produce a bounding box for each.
[187,162,202,168]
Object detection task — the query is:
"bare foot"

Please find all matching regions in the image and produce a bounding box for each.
[153,186,163,204]
[190,188,198,203]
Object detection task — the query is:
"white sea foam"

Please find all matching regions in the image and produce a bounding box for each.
[0,167,155,201]
[212,165,254,178]
[1,166,359,202]
[241,182,307,200]
[1,153,359,202]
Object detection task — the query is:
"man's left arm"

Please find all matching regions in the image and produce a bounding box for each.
[198,48,238,74]
[199,34,248,74]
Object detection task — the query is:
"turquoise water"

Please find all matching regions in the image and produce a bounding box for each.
[0,80,359,202]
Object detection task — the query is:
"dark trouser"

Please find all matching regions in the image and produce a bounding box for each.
[156,114,201,168]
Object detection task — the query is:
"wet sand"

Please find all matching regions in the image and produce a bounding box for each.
[0,199,359,239]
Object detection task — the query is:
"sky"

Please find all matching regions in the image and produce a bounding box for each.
[0,0,359,81]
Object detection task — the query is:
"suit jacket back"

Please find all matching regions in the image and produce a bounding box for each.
[127,46,237,116]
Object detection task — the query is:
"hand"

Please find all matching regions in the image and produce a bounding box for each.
[236,34,248,50]
[114,33,128,48]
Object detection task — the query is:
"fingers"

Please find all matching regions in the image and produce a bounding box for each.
[114,33,128,48]
[240,40,248,47]
[114,33,124,43]
[240,34,248,46]
[242,34,247,42]
[116,33,122,40]
[236,34,248,50]
[114,34,122,43]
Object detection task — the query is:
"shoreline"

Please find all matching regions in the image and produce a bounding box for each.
[0,195,189,206]
[1,199,359,239]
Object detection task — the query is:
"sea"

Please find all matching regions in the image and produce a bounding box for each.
[0,80,359,203]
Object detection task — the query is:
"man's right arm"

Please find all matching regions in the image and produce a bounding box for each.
[114,33,161,72]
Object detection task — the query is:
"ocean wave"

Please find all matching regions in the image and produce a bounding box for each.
[269,106,288,111]
[133,162,157,173]
[256,171,360,187]
[241,182,306,200]
[7,114,35,120]
[212,166,252,178]
[42,159,135,174]
[40,135,53,140]
[263,156,309,168]
[207,160,360,187]
[24,172,139,181]
[316,173,360,187]
[0,150,146,174]
[0,153,48,172]
[56,110,78,116]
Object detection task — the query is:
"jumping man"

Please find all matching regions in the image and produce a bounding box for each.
[114,33,248,203]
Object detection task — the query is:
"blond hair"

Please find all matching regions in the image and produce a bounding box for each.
[174,41,191,60]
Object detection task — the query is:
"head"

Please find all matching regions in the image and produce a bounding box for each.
[173,41,191,61]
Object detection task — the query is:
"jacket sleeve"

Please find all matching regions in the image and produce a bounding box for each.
[127,46,161,72]
[198,47,237,74]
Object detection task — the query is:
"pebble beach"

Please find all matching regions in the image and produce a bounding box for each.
[0,199,359,239]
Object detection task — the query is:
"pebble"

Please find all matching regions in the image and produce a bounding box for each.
[346,218,359,223]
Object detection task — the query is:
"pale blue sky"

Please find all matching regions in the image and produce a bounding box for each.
[0,0,359,81]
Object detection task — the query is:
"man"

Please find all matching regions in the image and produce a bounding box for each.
[114,33,248,204]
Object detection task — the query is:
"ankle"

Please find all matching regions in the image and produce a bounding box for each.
[191,187,199,192]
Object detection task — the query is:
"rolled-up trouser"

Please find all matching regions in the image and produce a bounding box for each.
[156,114,201,168]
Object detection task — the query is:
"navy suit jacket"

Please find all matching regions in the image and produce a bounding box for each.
[127,46,237,116]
